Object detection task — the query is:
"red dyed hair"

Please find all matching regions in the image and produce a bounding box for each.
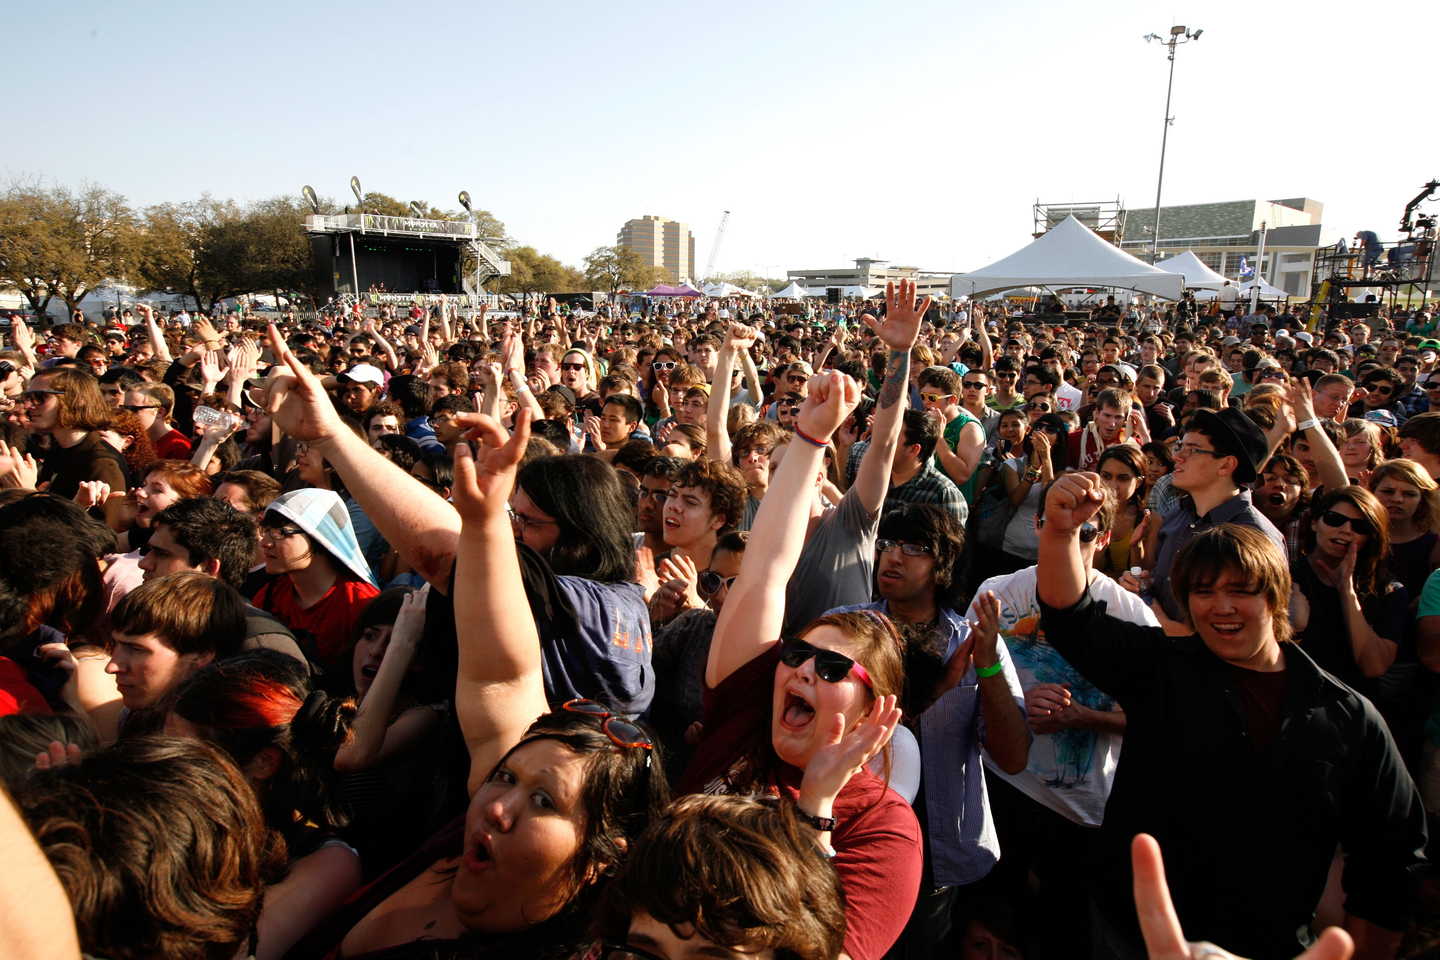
[141,460,214,499]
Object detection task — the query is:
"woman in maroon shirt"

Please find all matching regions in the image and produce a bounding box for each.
[677,285,928,960]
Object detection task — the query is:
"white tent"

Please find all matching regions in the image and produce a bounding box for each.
[1153,250,1228,290]
[771,280,810,299]
[703,281,755,298]
[951,215,1185,301]
[1240,277,1289,299]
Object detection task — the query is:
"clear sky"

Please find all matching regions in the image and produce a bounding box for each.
[6,0,1436,280]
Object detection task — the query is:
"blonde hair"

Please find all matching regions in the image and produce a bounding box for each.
[1369,459,1440,533]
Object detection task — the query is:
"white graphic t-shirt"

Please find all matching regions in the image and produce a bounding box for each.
[970,566,1158,826]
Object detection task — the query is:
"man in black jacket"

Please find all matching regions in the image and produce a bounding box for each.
[1036,473,1425,960]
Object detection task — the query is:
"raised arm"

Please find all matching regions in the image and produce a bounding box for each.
[705,370,860,688]
[449,410,551,793]
[738,340,763,406]
[973,309,994,373]
[1287,380,1347,491]
[362,318,400,372]
[263,323,462,590]
[1036,471,1108,611]
[706,321,754,464]
[141,304,172,363]
[851,281,927,519]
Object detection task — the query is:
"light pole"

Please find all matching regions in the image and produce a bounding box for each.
[1144,25,1203,263]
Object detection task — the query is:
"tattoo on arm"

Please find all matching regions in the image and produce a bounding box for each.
[878,351,909,409]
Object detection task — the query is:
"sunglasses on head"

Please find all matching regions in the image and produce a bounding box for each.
[697,569,737,597]
[779,638,872,688]
[560,700,654,753]
[1317,509,1374,537]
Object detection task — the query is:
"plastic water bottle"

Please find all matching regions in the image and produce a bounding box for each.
[1131,566,1152,606]
[192,406,237,430]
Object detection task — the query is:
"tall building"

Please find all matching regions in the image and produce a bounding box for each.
[618,215,696,283]
[1122,198,1339,296]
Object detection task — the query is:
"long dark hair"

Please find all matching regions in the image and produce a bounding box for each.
[1024,412,1069,475]
[434,709,671,960]
[1304,485,1391,598]
[517,455,637,583]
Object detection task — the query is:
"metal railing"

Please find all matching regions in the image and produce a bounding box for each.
[305,213,478,240]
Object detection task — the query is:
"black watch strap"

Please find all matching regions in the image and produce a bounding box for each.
[799,809,837,832]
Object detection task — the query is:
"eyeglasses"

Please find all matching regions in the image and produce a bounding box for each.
[121,404,162,413]
[295,441,311,454]
[961,380,987,390]
[876,539,931,557]
[1317,509,1375,537]
[638,486,669,502]
[261,525,305,541]
[651,361,675,371]
[1176,443,1227,460]
[508,504,559,531]
[1258,370,1286,380]
[21,389,63,404]
[697,569,737,597]
[560,700,654,754]
[921,392,953,404]
[778,638,872,688]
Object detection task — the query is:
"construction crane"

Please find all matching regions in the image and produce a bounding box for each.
[703,211,730,282]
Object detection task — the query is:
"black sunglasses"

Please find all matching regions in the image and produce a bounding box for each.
[1035,519,1102,542]
[779,638,872,688]
[21,389,64,403]
[1317,509,1374,537]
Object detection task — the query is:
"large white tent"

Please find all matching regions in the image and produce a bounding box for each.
[703,281,755,298]
[771,280,809,299]
[1153,250,1229,290]
[950,215,1185,301]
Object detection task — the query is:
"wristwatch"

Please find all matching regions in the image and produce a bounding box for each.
[797,808,837,832]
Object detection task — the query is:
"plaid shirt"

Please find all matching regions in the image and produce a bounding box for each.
[886,459,968,524]
[1399,383,1430,420]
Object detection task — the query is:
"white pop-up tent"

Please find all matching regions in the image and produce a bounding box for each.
[704,281,755,298]
[1241,277,1289,299]
[951,215,1185,301]
[1153,250,1229,290]
[771,280,810,298]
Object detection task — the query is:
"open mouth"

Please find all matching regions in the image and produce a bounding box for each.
[463,839,492,874]
[1267,493,1288,506]
[781,690,815,730]
[359,664,380,680]
[1209,622,1244,639]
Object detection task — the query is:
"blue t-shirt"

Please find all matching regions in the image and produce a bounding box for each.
[539,578,654,718]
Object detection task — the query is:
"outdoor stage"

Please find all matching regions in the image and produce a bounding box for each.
[304,213,510,304]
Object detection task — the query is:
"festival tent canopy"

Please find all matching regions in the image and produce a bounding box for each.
[770,281,810,298]
[703,281,755,298]
[645,283,705,298]
[950,215,1186,301]
[1241,277,1289,299]
[808,285,881,298]
[1153,250,1229,290]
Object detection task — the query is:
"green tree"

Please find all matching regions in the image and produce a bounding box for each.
[497,245,540,294]
[0,179,136,321]
[584,245,637,294]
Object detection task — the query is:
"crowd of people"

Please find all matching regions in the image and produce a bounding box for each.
[2,281,1439,960]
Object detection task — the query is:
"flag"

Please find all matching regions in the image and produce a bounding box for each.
[1239,256,1253,277]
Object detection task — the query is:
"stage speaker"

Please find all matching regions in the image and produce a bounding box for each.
[827,287,841,304]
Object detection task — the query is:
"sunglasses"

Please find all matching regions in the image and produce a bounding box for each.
[921,392,953,403]
[1317,509,1374,537]
[1035,520,1102,542]
[560,700,654,754]
[121,404,162,413]
[651,361,675,371]
[777,402,800,412]
[697,569,737,597]
[994,371,1018,380]
[1025,402,1051,412]
[560,362,586,372]
[876,539,931,557]
[21,389,64,403]
[779,638,872,688]
[961,380,987,390]
[785,375,808,384]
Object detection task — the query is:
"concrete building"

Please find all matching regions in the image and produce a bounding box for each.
[618,215,696,283]
[787,258,951,298]
[1121,198,1340,297]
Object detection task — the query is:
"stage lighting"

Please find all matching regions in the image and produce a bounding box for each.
[301,185,320,214]
[350,177,363,205]
[458,190,472,213]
